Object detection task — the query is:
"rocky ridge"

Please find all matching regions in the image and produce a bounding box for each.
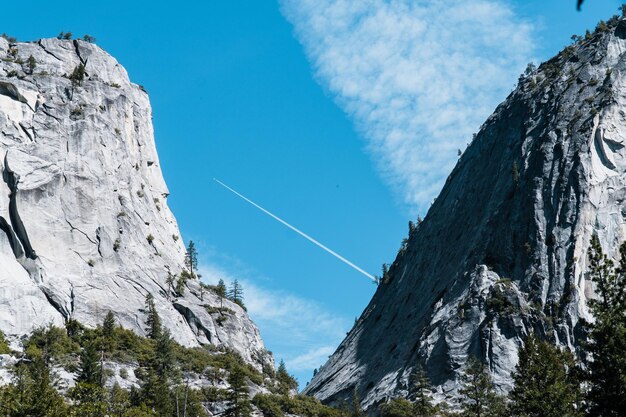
[305,17,626,410]
[0,37,271,370]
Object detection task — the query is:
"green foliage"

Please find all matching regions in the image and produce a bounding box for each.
[585,235,626,416]
[0,355,69,417]
[458,356,506,417]
[77,341,103,386]
[0,329,10,354]
[509,336,583,417]
[408,366,436,416]
[254,393,343,417]
[379,398,414,417]
[185,240,199,277]
[228,279,245,309]
[26,54,36,75]
[275,359,298,395]
[69,63,86,86]
[24,324,81,363]
[83,34,96,43]
[58,31,73,40]
[226,365,253,417]
[144,293,162,340]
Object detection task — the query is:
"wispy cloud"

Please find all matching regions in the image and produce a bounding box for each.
[199,261,350,382]
[280,0,535,213]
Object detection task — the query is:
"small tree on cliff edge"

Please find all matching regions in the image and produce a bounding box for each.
[185,240,198,278]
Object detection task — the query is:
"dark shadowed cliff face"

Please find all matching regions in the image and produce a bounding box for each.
[305,18,626,410]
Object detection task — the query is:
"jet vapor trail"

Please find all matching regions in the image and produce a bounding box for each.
[213,178,377,283]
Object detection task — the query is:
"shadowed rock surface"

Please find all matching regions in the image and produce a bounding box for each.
[0,37,271,370]
[305,18,626,411]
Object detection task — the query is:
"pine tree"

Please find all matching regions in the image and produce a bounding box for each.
[509,336,583,417]
[216,279,227,298]
[228,279,245,307]
[408,366,436,416]
[144,293,162,340]
[458,356,504,417]
[226,365,252,417]
[185,240,198,278]
[103,310,116,339]
[276,359,298,395]
[166,272,176,299]
[379,398,414,417]
[77,341,103,387]
[26,55,36,75]
[585,235,626,416]
[350,389,365,417]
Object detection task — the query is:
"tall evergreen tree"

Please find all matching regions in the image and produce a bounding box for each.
[226,365,252,417]
[185,240,198,278]
[144,293,162,340]
[275,359,298,395]
[228,280,245,307]
[350,389,365,417]
[77,341,103,386]
[103,310,116,339]
[216,279,227,297]
[585,235,626,416]
[509,336,583,417]
[408,366,436,416]
[458,356,504,417]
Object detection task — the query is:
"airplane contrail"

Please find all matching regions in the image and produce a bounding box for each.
[213,178,378,283]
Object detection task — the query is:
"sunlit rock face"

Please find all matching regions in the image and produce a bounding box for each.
[305,19,626,410]
[0,37,271,370]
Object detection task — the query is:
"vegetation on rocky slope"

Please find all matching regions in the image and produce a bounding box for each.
[0,297,335,417]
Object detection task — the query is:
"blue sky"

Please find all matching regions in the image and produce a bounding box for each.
[2,0,622,386]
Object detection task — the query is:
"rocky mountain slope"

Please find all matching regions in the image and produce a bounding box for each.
[305,17,626,410]
[0,36,270,370]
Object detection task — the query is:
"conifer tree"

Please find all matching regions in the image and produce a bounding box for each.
[26,55,36,75]
[585,235,626,416]
[226,365,252,417]
[217,279,227,298]
[77,341,103,386]
[379,398,414,417]
[275,359,298,395]
[458,356,504,417]
[103,310,116,339]
[509,336,583,417]
[228,279,244,307]
[185,240,198,278]
[144,293,162,340]
[350,389,365,417]
[408,366,436,416]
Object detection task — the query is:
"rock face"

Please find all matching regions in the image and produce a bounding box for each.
[0,37,271,370]
[305,19,626,410]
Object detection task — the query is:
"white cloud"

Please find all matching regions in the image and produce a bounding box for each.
[286,345,337,372]
[280,0,535,213]
[199,262,350,377]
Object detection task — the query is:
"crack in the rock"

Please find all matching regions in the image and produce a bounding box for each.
[65,218,97,245]
[2,154,37,259]
[18,123,34,141]
[172,302,213,344]
[0,215,24,258]
[37,40,63,62]
[95,227,103,257]
[72,40,86,65]
[40,286,69,322]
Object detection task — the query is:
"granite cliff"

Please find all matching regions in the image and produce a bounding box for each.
[305,17,626,410]
[0,36,271,370]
